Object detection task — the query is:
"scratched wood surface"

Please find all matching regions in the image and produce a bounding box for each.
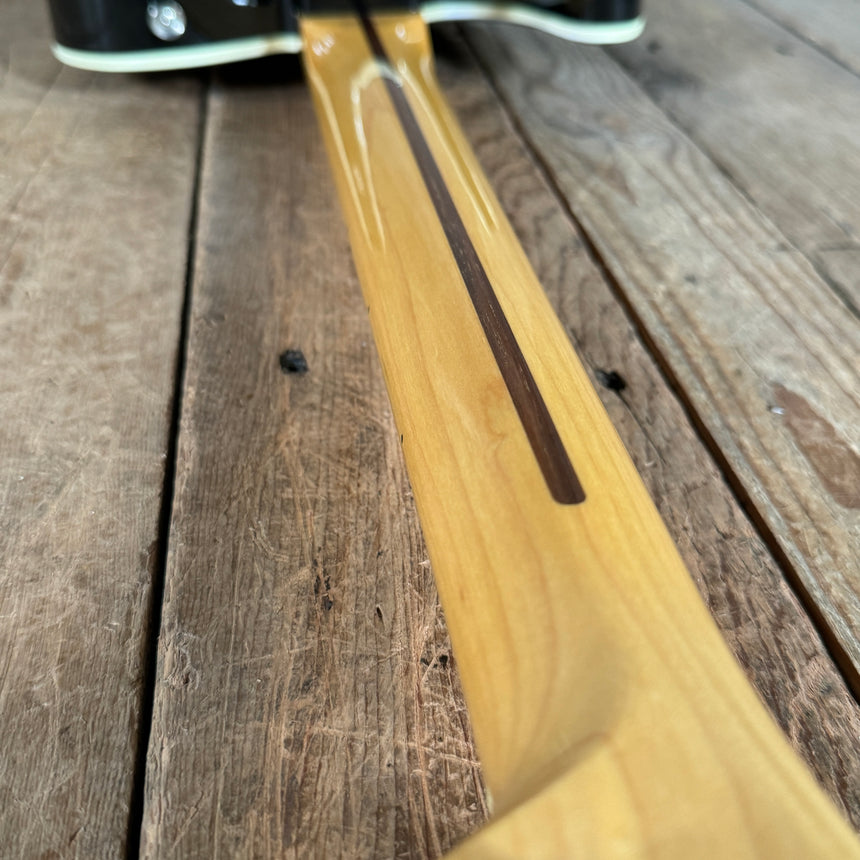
[608,0,860,313]
[0,1,201,857]
[462,15,860,687]
[3,0,860,857]
[742,0,860,76]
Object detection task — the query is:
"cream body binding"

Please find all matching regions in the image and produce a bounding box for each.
[52,6,643,72]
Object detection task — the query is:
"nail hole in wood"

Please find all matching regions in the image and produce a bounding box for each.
[279,349,308,374]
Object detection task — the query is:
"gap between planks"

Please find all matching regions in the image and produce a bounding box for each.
[739,0,860,79]
[0,3,203,854]
[125,74,211,860]
[608,0,860,317]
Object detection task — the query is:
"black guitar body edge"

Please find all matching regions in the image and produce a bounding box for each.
[48,0,643,72]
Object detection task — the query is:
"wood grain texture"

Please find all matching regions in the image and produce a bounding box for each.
[462,20,860,684]
[302,15,860,856]
[431,24,860,831]
[608,0,860,313]
[742,0,860,75]
[0,2,201,856]
[139,61,485,859]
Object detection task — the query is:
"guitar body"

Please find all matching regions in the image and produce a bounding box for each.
[48,0,643,71]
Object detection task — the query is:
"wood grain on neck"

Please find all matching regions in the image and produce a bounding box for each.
[356,7,584,504]
[300,13,860,856]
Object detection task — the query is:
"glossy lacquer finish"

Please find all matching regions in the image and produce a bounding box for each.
[301,13,860,858]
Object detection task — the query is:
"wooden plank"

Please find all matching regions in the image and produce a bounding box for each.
[608,0,860,312]
[295,16,860,854]
[139,61,486,859]
[0,2,201,857]
[460,21,860,685]
[742,0,860,76]
[432,24,860,833]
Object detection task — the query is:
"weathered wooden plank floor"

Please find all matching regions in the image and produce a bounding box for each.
[0,2,201,856]
[1,1,858,857]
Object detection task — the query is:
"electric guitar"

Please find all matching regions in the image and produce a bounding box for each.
[49,1,860,855]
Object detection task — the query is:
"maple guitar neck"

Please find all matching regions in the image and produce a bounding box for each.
[300,12,860,858]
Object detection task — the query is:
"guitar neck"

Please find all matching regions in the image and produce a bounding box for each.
[300,12,860,856]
